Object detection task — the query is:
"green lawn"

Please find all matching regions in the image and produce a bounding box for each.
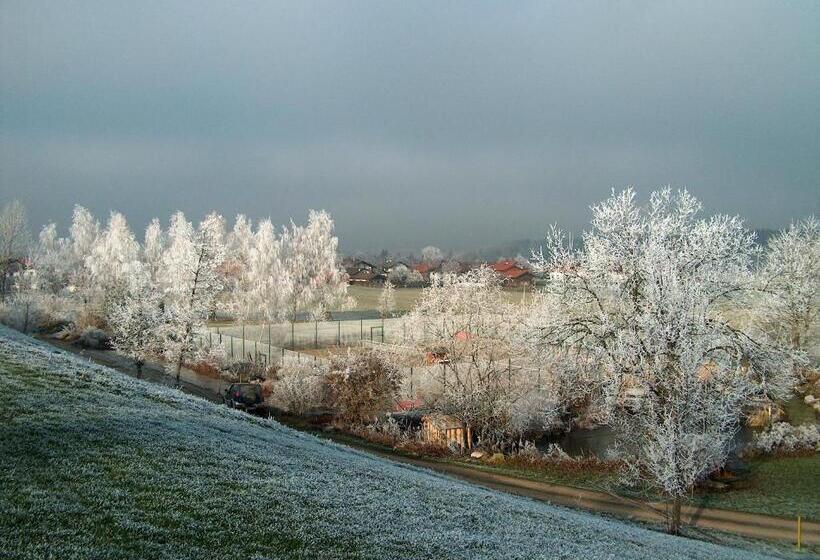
[691,455,819,521]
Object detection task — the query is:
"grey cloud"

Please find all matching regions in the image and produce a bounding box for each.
[2,1,818,252]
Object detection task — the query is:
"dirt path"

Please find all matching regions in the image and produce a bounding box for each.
[41,336,818,547]
[357,449,818,546]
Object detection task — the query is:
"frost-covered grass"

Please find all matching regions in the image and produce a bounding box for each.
[694,455,819,521]
[0,326,775,560]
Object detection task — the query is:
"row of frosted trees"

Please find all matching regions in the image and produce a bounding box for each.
[6,205,350,383]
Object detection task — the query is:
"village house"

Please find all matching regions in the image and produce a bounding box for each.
[344,258,387,286]
[490,260,534,287]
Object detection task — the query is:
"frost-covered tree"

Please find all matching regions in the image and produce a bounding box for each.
[67,205,100,304]
[402,267,555,445]
[531,188,798,534]
[421,245,444,263]
[159,212,226,384]
[86,212,142,315]
[0,200,30,297]
[405,269,425,288]
[757,217,819,359]
[377,279,396,319]
[32,223,71,295]
[143,218,165,285]
[109,273,163,378]
[222,215,257,323]
[387,264,410,285]
[281,210,351,321]
[248,218,286,326]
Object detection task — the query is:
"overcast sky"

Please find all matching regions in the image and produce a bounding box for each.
[1,1,818,253]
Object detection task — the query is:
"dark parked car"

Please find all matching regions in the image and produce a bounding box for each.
[222,383,264,412]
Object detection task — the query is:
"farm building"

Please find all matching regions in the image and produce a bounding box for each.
[347,268,387,286]
[421,414,473,450]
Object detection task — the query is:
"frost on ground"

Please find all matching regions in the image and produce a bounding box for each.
[0,326,775,560]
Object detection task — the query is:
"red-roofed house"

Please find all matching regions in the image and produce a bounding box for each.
[491,260,533,287]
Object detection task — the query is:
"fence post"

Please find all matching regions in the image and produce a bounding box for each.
[360,318,363,340]
[254,341,258,362]
[242,323,246,358]
[291,321,294,349]
[230,336,234,358]
[314,320,318,349]
[337,321,341,346]
[410,366,414,399]
[797,515,802,551]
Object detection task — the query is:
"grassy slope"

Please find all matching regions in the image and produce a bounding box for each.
[0,328,775,560]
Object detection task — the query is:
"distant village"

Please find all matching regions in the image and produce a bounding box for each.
[343,255,536,288]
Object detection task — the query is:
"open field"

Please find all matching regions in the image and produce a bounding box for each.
[0,326,779,560]
[347,285,534,312]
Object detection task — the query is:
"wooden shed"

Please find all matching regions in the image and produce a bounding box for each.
[421,414,472,450]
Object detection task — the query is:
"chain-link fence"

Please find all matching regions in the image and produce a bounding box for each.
[209,315,415,350]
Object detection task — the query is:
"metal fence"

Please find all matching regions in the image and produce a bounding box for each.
[208,315,414,351]
[200,330,327,368]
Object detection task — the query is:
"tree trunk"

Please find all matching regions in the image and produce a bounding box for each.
[668,496,682,535]
[136,360,143,379]
[176,354,183,386]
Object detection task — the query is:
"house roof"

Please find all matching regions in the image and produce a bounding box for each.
[503,268,532,279]
[349,269,385,281]
[491,260,517,272]
[413,262,437,274]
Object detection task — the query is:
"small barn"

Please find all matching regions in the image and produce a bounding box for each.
[421,414,472,450]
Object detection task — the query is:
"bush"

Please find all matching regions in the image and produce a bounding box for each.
[325,349,401,425]
[75,327,112,350]
[0,293,61,333]
[751,422,820,456]
[187,361,222,379]
[270,364,325,415]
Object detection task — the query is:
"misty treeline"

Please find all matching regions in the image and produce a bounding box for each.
[0,189,817,534]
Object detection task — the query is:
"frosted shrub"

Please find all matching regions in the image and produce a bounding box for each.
[0,292,50,333]
[271,364,326,415]
[543,443,572,461]
[515,441,542,461]
[326,349,401,425]
[76,327,112,350]
[752,422,819,455]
